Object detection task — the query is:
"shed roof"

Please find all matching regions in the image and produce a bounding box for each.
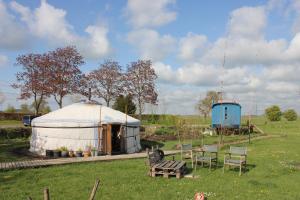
[212,101,241,108]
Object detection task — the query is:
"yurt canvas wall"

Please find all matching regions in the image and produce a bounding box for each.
[30,101,141,155]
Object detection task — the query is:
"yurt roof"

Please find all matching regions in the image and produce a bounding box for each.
[31,101,140,128]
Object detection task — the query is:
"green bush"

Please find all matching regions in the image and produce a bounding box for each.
[283,109,297,121]
[0,127,31,139]
[154,126,175,135]
[265,105,282,121]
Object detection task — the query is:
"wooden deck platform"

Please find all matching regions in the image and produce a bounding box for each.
[150,160,187,179]
[0,150,180,171]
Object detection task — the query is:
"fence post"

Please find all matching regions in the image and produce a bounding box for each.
[89,179,100,200]
[44,188,50,200]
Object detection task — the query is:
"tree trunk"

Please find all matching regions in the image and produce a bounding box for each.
[34,94,39,116]
[54,95,63,108]
[138,100,142,121]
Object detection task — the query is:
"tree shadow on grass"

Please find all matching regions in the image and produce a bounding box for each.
[223,163,256,174]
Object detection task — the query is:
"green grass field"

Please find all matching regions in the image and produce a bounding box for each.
[0,120,22,126]
[0,117,299,199]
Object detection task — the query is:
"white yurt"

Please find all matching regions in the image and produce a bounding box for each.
[30,101,141,155]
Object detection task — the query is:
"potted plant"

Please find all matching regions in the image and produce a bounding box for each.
[75,148,83,157]
[91,147,97,157]
[69,149,74,157]
[60,146,68,157]
[83,150,90,158]
[53,148,61,158]
[45,149,54,158]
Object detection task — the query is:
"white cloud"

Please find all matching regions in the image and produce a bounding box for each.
[0,0,28,50]
[127,29,176,61]
[266,81,299,93]
[0,55,8,67]
[125,0,177,28]
[178,33,208,62]
[228,6,266,40]
[10,0,111,59]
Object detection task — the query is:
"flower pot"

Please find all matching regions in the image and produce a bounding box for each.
[45,150,54,158]
[69,151,74,157]
[83,151,90,158]
[53,150,61,158]
[75,151,83,157]
[61,151,68,157]
[91,150,97,157]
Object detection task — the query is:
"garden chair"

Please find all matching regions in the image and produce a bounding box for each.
[223,146,247,176]
[194,145,218,171]
[180,143,194,168]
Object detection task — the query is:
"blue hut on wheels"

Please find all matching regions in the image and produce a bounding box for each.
[212,101,241,130]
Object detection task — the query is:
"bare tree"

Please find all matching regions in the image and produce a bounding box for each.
[12,53,51,115]
[87,60,123,107]
[49,46,84,108]
[126,60,158,120]
[197,91,222,120]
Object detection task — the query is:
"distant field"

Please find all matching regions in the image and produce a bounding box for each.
[0,116,299,199]
[0,120,22,126]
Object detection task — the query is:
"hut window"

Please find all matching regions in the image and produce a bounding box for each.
[225,107,228,119]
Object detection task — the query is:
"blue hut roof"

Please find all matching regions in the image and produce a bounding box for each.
[212,101,241,108]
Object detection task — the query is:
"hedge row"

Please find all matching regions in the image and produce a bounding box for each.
[0,112,29,120]
[0,127,31,139]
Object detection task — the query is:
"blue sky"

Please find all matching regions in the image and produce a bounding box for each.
[0,0,300,114]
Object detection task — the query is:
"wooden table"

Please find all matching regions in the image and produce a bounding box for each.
[150,160,187,179]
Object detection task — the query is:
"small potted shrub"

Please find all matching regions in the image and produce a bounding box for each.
[75,148,83,157]
[83,151,90,158]
[45,149,54,158]
[91,147,97,157]
[69,149,74,157]
[60,146,68,157]
[53,148,61,158]
[82,145,91,158]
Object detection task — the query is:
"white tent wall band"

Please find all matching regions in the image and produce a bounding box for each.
[30,101,141,155]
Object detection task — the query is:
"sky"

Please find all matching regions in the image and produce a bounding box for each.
[0,0,300,115]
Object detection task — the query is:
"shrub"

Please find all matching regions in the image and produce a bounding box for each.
[154,126,175,135]
[283,109,297,121]
[265,105,282,121]
[0,127,31,139]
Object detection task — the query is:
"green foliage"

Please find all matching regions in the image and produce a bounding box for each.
[60,146,68,151]
[138,114,178,125]
[283,109,297,121]
[265,105,282,121]
[154,126,175,135]
[113,95,136,114]
[4,105,16,113]
[0,127,31,139]
[20,104,32,114]
[30,99,51,114]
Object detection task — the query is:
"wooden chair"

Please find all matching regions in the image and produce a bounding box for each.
[223,146,247,176]
[180,144,194,168]
[194,145,218,171]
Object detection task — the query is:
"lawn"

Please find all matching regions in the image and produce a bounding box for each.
[0,117,299,199]
[0,120,22,126]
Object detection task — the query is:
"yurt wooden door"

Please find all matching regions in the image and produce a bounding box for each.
[100,125,112,155]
